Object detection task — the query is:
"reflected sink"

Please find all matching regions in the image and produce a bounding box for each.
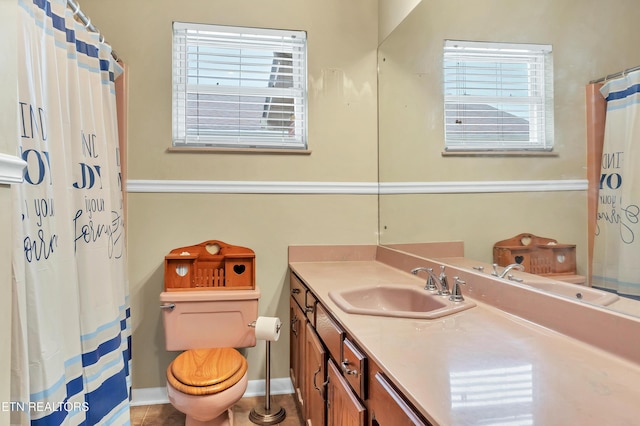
[328,284,476,319]
[520,279,619,306]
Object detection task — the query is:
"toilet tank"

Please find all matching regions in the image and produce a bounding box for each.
[160,288,260,351]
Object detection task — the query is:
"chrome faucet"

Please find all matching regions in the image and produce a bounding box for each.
[493,263,525,278]
[410,267,441,292]
[410,265,450,296]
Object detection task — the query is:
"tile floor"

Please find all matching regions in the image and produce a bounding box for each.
[130,394,303,425]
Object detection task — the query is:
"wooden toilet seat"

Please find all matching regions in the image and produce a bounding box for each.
[167,348,247,396]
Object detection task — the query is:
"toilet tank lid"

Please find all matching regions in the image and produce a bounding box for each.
[160,287,261,303]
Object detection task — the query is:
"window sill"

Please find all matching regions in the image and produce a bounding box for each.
[441,150,558,158]
[167,147,312,155]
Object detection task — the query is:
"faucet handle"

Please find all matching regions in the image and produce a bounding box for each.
[449,277,466,302]
[438,265,450,296]
[491,263,499,276]
[507,274,523,283]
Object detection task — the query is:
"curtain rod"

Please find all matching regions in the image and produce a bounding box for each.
[590,64,640,84]
[66,0,120,61]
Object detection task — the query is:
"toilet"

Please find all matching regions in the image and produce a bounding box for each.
[160,288,260,426]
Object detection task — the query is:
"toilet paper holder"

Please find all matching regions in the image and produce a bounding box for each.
[248,320,282,334]
[247,317,286,425]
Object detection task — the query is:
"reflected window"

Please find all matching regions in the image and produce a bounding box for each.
[443,40,553,152]
[172,22,307,150]
[450,364,534,425]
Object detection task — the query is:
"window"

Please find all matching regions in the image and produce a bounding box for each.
[443,40,553,152]
[172,22,307,149]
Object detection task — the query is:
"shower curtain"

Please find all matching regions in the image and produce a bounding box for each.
[592,69,640,297]
[12,0,131,424]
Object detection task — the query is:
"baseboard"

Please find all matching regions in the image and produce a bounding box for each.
[130,378,294,407]
[243,377,294,398]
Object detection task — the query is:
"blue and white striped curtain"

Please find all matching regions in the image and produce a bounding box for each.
[12,0,131,424]
[592,69,640,297]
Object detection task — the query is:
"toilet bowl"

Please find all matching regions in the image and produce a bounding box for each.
[160,288,260,426]
[166,348,248,426]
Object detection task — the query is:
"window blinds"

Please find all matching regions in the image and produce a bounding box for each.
[443,40,553,151]
[172,22,307,149]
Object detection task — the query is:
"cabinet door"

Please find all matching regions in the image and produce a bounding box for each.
[290,297,306,408]
[327,358,366,426]
[305,323,326,426]
[368,370,430,426]
[290,297,302,391]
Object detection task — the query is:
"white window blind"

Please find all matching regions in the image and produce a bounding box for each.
[172,22,307,149]
[443,40,553,151]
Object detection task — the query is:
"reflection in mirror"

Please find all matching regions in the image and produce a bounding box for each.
[377,0,640,318]
[450,364,533,423]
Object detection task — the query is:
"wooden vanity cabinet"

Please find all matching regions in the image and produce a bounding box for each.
[290,271,429,426]
[291,272,325,425]
[291,272,363,425]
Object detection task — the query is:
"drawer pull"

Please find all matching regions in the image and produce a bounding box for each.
[341,359,358,376]
[291,288,300,294]
[290,316,298,336]
[305,305,315,314]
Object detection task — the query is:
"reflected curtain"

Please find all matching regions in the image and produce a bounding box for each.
[12,0,131,424]
[592,69,640,297]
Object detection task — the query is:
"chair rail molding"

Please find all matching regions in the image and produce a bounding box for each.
[126,180,379,194]
[0,153,26,185]
[379,179,588,194]
[126,179,587,195]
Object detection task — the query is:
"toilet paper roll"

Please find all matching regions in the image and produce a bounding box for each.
[254,316,281,342]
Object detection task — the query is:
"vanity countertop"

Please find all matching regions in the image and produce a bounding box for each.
[289,246,640,425]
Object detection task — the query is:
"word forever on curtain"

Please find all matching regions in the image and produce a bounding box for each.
[593,69,640,298]
[13,0,131,424]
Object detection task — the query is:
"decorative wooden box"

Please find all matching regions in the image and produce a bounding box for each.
[493,233,577,276]
[164,240,255,291]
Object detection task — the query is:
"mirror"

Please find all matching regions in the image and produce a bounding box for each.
[377,0,640,318]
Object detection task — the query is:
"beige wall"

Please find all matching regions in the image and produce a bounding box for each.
[79,0,379,389]
[0,0,17,421]
[378,0,421,43]
[66,0,640,394]
[378,0,640,274]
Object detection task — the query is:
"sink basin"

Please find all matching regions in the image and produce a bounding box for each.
[328,284,476,319]
[520,279,619,306]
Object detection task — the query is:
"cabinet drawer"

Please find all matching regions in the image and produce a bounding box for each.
[342,338,367,400]
[316,303,345,363]
[290,273,306,309]
[304,289,317,325]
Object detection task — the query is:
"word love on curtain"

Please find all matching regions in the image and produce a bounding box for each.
[592,69,640,298]
[13,0,131,424]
